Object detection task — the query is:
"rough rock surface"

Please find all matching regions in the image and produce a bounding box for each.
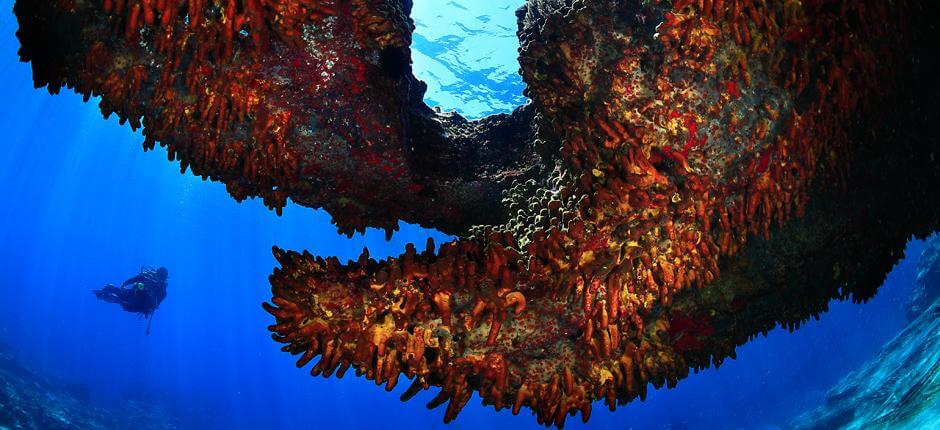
[13,0,940,426]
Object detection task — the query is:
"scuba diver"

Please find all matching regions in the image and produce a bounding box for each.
[92,266,169,334]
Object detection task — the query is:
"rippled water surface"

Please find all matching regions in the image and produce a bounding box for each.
[412,0,527,118]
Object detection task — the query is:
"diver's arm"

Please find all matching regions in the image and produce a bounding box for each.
[121,275,146,287]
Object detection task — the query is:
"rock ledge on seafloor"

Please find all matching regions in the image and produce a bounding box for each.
[790,238,940,430]
[0,341,176,430]
[908,236,940,321]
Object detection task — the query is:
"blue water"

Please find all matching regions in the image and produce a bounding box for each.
[0,1,926,428]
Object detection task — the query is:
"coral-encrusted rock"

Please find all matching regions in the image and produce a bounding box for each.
[14,0,940,426]
[14,0,541,237]
[908,236,940,320]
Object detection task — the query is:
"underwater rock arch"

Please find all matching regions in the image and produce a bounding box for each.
[14,0,940,426]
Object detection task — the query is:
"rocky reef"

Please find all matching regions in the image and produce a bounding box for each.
[13,0,940,426]
[0,341,176,430]
[790,237,940,430]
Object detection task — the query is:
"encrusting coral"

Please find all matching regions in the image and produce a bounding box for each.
[14,0,940,426]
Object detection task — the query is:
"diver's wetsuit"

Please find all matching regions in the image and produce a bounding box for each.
[93,267,169,317]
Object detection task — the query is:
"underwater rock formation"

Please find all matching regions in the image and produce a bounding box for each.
[790,244,940,430]
[13,0,940,426]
